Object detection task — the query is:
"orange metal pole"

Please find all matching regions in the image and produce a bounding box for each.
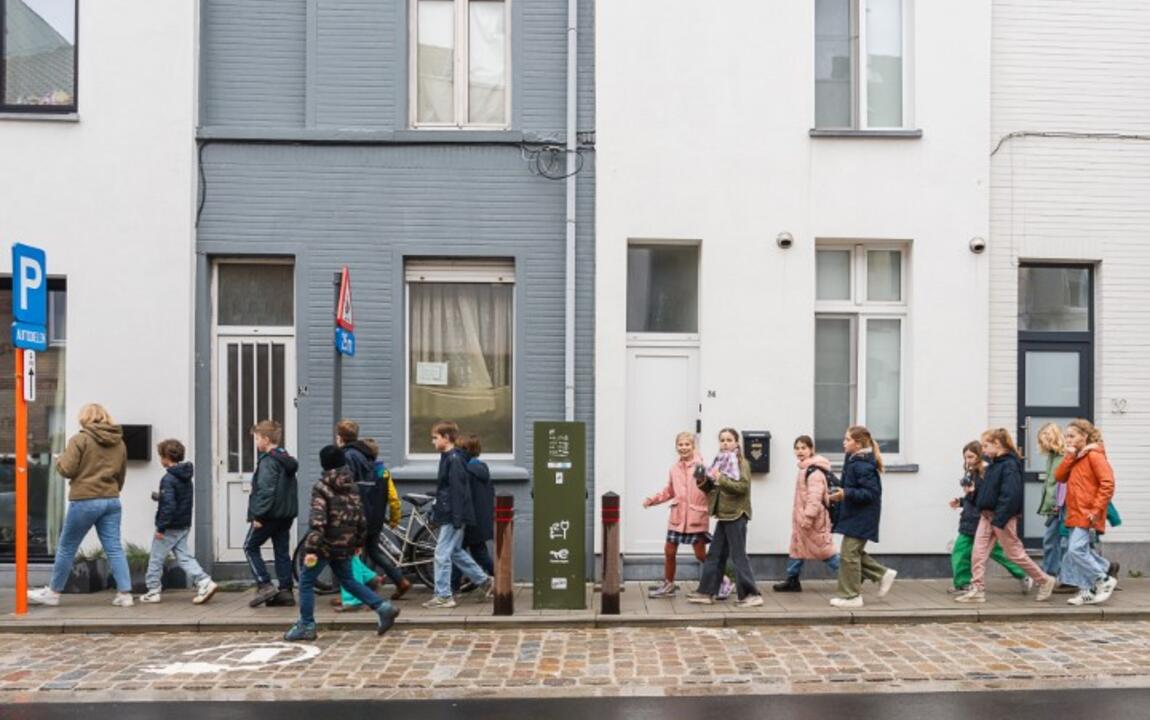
[14,348,28,614]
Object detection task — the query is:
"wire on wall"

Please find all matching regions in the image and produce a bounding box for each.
[991,130,1150,157]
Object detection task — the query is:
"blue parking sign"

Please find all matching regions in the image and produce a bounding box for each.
[12,244,47,326]
[335,326,356,357]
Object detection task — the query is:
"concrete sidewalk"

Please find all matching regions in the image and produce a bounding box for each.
[1,578,1146,634]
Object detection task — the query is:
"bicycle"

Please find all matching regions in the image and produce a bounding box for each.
[292,493,439,593]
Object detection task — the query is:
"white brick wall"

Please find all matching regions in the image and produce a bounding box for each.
[991,0,1150,541]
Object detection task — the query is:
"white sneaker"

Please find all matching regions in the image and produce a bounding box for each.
[877,569,897,598]
[830,596,864,609]
[139,589,162,604]
[112,592,134,607]
[27,586,60,607]
[717,576,734,600]
[1020,576,1035,595]
[1068,590,1095,606]
[1092,576,1119,604]
[734,594,764,609]
[193,578,219,605]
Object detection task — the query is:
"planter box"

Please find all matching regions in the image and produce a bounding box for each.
[61,557,108,594]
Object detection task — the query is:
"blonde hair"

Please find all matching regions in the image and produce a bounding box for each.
[674,431,696,450]
[981,427,1021,457]
[1067,418,1103,445]
[78,403,114,428]
[1036,423,1065,454]
[847,425,884,472]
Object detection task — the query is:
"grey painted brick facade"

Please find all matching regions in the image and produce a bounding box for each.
[196,0,596,582]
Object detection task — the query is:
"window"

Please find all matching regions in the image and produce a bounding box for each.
[815,0,906,129]
[412,0,509,128]
[406,260,514,456]
[1,278,66,561]
[1019,266,1090,333]
[216,263,295,328]
[814,245,907,456]
[627,244,699,334]
[1,0,77,113]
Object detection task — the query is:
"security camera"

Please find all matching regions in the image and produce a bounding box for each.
[969,237,987,254]
[776,232,794,250]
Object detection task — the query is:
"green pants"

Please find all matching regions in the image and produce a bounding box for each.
[836,536,888,599]
[951,532,1024,588]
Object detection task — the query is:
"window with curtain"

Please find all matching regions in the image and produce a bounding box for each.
[814,245,907,457]
[814,0,905,129]
[414,0,508,128]
[1,0,77,113]
[1,279,67,561]
[407,261,514,455]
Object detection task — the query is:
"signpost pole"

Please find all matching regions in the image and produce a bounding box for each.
[333,271,342,426]
[14,347,28,615]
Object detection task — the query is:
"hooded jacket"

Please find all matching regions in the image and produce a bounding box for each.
[790,455,837,560]
[645,452,710,535]
[56,423,128,501]
[247,448,300,522]
[433,448,476,529]
[304,467,367,559]
[343,440,377,486]
[832,449,882,542]
[155,462,195,532]
[463,457,495,545]
[1055,443,1115,532]
[957,469,984,537]
[975,452,1023,529]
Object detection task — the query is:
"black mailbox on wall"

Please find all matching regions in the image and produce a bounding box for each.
[121,425,152,462]
[743,431,770,474]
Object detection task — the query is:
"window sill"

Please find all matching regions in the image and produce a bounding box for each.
[830,463,919,474]
[197,126,527,144]
[391,463,530,482]
[0,112,79,122]
[809,128,923,139]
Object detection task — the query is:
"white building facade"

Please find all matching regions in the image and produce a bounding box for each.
[989,0,1150,569]
[0,0,198,576]
[596,0,994,574]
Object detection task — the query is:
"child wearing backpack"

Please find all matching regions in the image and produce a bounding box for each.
[949,441,1030,594]
[773,436,839,592]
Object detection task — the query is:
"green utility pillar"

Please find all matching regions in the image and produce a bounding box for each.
[532,421,587,609]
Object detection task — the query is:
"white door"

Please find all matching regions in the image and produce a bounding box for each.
[214,335,297,562]
[624,344,700,553]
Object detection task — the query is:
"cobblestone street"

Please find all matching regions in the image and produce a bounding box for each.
[3,620,1150,703]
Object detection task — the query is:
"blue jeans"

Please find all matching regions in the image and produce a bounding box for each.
[50,498,132,593]
[1059,526,1110,591]
[300,555,391,625]
[434,524,488,598]
[786,554,841,579]
[452,541,494,590]
[146,528,209,591]
[1041,508,1065,576]
[244,518,294,590]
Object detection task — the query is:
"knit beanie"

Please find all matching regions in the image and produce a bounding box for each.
[320,444,346,471]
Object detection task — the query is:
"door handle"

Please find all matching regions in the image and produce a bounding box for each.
[1022,416,1032,459]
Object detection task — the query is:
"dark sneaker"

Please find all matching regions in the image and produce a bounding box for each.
[249,583,278,608]
[284,622,317,642]
[266,589,296,607]
[772,577,802,593]
[376,605,400,635]
[458,579,478,594]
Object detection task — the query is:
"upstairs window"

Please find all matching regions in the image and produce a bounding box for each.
[412,0,509,128]
[815,0,906,129]
[1,0,77,113]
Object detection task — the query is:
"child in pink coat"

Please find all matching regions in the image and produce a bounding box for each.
[773,436,840,592]
[643,432,729,598]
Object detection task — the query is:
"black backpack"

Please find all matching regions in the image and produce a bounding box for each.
[806,466,842,526]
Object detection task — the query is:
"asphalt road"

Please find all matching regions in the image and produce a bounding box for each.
[3,689,1147,720]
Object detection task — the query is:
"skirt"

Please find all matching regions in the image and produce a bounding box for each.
[666,530,712,545]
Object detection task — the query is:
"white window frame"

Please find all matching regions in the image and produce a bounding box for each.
[815,242,909,462]
[814,0,913,130]
[409,0,512,130]
[404,259,516,461]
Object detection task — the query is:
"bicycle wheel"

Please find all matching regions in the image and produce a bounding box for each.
[291,537,336,594]
[409,524,438,590]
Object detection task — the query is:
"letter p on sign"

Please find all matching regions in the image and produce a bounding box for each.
[12,244,47,326]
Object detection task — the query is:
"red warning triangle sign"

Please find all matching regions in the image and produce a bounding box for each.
[336,266,354,331]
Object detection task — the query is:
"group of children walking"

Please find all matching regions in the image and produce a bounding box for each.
[644,419,1119,608]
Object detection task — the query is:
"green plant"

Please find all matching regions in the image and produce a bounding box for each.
[125,543,151,572]
[83,547,106,561]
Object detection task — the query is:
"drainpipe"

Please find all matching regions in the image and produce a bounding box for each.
[564,0,578,422]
